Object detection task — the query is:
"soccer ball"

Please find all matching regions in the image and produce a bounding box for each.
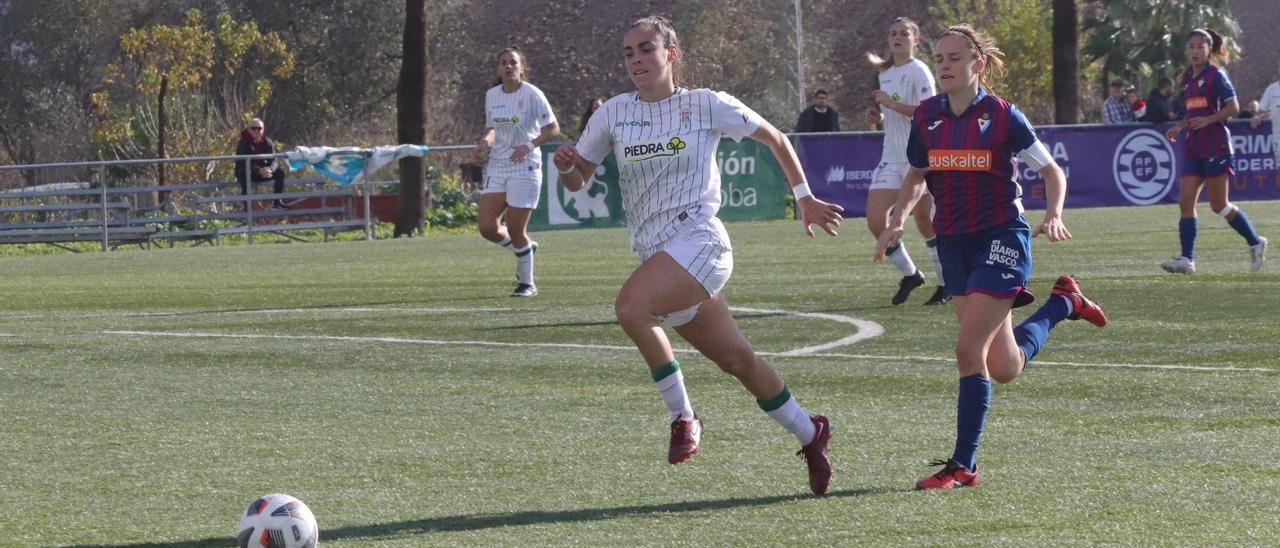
[236,493,319,548]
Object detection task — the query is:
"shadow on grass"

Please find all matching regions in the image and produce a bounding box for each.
[69,487,903,547]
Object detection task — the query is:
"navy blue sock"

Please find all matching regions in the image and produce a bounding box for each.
[1013,294,1071,366]
[951,374,992,472]
[1226,208,1261,247]
[1179,218,1198,260]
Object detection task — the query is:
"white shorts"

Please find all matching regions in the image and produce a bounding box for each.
[639,217,734,326]
[482,170,541,209]
[869,161,910,191]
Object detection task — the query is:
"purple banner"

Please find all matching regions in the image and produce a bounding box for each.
[795,120,1280,218]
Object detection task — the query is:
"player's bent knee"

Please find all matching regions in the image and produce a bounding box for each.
[990,369,1019,384]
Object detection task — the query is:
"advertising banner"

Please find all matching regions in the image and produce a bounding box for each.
[530,140,788,230]
[795,120,1279,219]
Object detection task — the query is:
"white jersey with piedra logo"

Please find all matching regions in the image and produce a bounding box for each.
[484,82,557,178]
[576,88,764,253]
[878,58,936,164]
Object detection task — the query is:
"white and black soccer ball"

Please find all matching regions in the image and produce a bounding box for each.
[236,493,319,548]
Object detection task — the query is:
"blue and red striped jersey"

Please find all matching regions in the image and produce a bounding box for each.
[906,88,1038,236]
[1178,64,1236,159]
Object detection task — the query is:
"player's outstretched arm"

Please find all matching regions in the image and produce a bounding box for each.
[552,144,597,192]
[748,123,844,237]
[875,167,926,262]
[1032,162,1072,242]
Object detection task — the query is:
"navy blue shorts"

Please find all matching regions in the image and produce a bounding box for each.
[1181,155,1236,178]
[937,218,1032,300]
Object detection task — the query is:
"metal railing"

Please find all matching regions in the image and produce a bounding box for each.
[0,145,474,251]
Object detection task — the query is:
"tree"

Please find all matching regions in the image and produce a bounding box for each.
[1053,0,1080,124]
[1082,0,1240,98]
[90,9,294,187]
[395,0,429,237]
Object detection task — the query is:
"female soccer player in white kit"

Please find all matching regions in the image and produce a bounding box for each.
[863,17,949,306]
[474,47,560,297]
[553,16,845,495]
[1252,59,1280,183]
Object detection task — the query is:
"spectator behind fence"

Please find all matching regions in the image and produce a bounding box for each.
[578,96,604,137]
[794,89,841,133]
[1126,88,1147,120]
[235,118,288,209]
[1143,77,1177,123]
[1103,80,1136,124]
[1237,97,1259,119]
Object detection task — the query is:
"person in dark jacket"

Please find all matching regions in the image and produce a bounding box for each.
[235,117,287,209]
[1143,77,1177,123]
[794,89,841,133]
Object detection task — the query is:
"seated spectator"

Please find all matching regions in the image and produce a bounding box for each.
[1143,77,1177,123]
[795,89,841,133]
[1127,88,1147,120]
[1103,80,1136,124]
[235,117,287,209]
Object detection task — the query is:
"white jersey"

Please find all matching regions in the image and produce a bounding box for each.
[877,58,936,163]
[577,88,764,253]
[1261,81,1280,144]
[484,82,557,177]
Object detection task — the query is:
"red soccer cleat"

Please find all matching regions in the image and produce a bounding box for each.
[668,415,702,464]
[796,415,833,495]
[915,459,981,490]
[1051,275,1108,327]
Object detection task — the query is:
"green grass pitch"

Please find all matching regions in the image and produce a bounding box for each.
[0,202,1277,546]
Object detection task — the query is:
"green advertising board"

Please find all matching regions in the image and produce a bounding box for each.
[530,138,787,230]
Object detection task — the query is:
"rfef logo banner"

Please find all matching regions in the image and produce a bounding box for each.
[795,120,1279,218]
[530,140,787,230]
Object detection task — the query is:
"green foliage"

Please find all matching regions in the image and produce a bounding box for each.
[90,9,296,180]
[1082,0,1241,95]
[929,0,1056,122]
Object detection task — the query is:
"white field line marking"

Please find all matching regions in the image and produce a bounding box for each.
[1,307,511,320]
[729,306,884,356]
[103,331,1273,374]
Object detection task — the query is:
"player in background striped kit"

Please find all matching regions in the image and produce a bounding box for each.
[553,16,845,496]
[1160,28,1267,274]
[876,25,1108,490]
[863,17,949,306]
[474,47,560,297]
[1254,59,1280,178]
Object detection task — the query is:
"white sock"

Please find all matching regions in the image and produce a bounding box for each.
[926,238,944,285]
[887,242,918,277]
[654,368,695,420]
[765,394,816,445]
[513,243,534,285]
[495,234,512,249]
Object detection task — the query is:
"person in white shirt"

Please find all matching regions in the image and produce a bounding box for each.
[474,46,559,297]
[1252,59,1280,182]
[863,17,948,306]
[552,16,844,496]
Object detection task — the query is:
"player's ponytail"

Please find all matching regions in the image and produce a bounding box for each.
[940,24,1005,91]
[866,17,924,73]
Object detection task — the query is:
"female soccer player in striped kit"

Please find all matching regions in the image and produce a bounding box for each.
[875,25,1109,489]
[1160,28,1267,274]
[474,47,560,297]
[553,16,845,495]
[863,17,949,306]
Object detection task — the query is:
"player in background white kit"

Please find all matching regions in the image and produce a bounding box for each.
[863,17,949,306]
[474,47,560,297]
[1252,59,1280,183]
[553,16,845,496]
